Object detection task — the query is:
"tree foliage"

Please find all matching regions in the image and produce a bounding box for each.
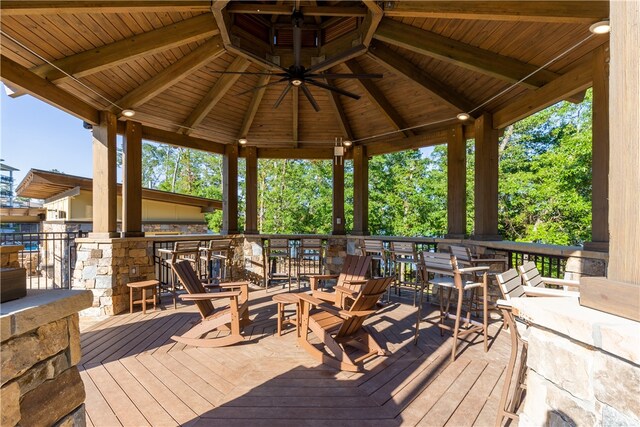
[133,90,593,244]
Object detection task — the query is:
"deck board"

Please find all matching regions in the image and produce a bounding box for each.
[80,287,514,426]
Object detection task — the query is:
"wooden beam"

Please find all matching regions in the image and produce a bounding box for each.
[30,14,218,83]
[140,125,225,154]
[114,36,225,111]
[492,58,594,129]
[473,113,500,240]
[122,120,143,237]
[325,78,354,141]
[344,59,414,137]
[384,1,609,24]
[182,56,249,135]
[226,4,366,17]
[238,73,270,138]
[0,1,211,15]
[373,19,558,89]
[91,111,118,237]
[222,144,239,234]
[312,44,368,73]
[0,55,100,125]
[361,1,384,47]
[368,41,475,115]
[333,159,345,235]
[587,43,610,249]
[246,147,334,159]
[292,86,299,146]
[446,125,466,238]
[245,146,258,234]
[211,1,233,46]
[352,145,369,236]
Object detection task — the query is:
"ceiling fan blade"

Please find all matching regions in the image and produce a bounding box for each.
[237,77,287,96]
[273,83,293,109]
[308,73,383,79]
[301,84,320,112]
[305,79,361,100]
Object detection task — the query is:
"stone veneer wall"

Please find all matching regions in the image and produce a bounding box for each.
[1,291,92,426]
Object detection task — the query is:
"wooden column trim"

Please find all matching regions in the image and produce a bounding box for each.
[122,120,144,237]
[446,125,466,238]
[222,144,239,234]
[90,111,119,238]
[608,1,639,284]
[473,113,500,240]
[332,159,345,235]
[245,146,258,234]
[585,43,610,252]
[352,146,369,236]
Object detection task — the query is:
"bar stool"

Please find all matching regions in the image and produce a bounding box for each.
[263,238,292,291]
[200,239,233,283]
[414,251,489,362]
[390,241,419,305]
[296,238,324,288]
[157,241,201,308]
[362,239,388,278]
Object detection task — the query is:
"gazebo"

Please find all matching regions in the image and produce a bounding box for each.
[0,1,638,426]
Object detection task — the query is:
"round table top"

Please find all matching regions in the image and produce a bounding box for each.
[127,280,160,288]
[272,293,300,304]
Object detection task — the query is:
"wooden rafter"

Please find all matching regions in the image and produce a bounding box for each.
[373,19,558,89]
[0,55,100,124]
[292,86,299,146]
[360,0,384,47]
[324,77,354,141]
[343,59,414,138]
[226,4,366,17]
[368,42,475,115]
[239,147,334,160]
[492,57,594,129]
[139,125,225,155]
[113,37,225,112]
[0,1,211,15]
[181,56,250,135]
[238,73,271,138]
[384,1,609,24]
[30,14,219,83]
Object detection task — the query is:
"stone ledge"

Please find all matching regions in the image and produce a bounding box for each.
[1,290,92,341]
[511,296,640,365]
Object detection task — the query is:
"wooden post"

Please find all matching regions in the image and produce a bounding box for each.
[608,1,640,284]
[332,159,345,235]
[353,145,369,236]
[446,125,466,238]
[584,43,610,252]
[90,111,118,238]
[122,120,143,237]
[222,144,239,234]
[473,113,500,240]
[245,146,258,234]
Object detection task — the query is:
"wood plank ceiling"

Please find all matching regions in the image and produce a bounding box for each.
[0,1,609,155]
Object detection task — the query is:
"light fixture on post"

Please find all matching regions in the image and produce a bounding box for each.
[343,140,353,147]
[334,137,345,165]
[457,112,470,121]
[589,20,610,34]
[121,109,136,118]
[238,137,248,145]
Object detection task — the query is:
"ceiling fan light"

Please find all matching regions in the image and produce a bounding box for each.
[121,109,136,118]
[589,20,610,34]
[238,137,248,145]
[291,79,303,87]
[457,112,470,121]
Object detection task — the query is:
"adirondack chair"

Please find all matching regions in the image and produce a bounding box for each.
[518,261,580,292]
[308,254,371,309]
[297,276,394,372]
[170,259,250,348]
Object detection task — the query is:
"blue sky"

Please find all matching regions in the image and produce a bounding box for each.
[1,85,94,186]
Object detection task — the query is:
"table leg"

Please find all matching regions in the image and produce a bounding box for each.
[129,288,133,314]
[142,288,147,314]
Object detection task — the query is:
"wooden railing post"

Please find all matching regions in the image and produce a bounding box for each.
[473,112,500,240]
[353,145,369,236]
[245,146,258,234]
[90,111,118,238]
[446,125,466,238]
[122,120,144,237]
[222,144,239,235]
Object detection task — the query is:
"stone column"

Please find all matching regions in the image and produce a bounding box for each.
[91,111,118,238]
[222,144,239,235]
[473,112,500,240]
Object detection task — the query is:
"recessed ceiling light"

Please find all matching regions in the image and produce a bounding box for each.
[457,112,470,121]
[589,21,610,34]
[121,109,136,117]
[343,140,353,147]
[238,137,248,145]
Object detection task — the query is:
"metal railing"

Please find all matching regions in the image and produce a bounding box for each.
[507,250,566,278]
[1,231,86,289]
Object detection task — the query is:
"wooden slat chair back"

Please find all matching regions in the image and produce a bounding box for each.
[449,245,473,267]
[200,239,233,282]
[363,239,387,277]
[390,241,419,304]
[298,276,394,372]
[518,261,581,292]
[297,238,324,286]
[264,238,292,290]
[170,259,250,348]
[310,254,371,308]
[390,241,417,261]
[496,268,526,300]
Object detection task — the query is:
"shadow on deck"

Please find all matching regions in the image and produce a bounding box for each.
[79,287,513,426]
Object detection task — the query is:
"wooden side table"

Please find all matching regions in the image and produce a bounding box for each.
[272,293,300,336]
[127,280,159,314]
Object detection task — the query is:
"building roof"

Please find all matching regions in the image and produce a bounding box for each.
[16,169,222,212]
[0,163,20,172]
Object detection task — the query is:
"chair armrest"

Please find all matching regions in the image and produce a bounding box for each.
[333,286,359,298]
[462,282,484,290]
[473,257,508,263]
[297,293,325,307]
[496,299,512,310]
[338,309,376,318]
[157,249,173,255]
[458,266,490,273]
[179,291,240,300]
[522,286,579,298]
[542,277,580,288]
[342,279,368,285]
[309,274,340,280]
[218,281,250,288]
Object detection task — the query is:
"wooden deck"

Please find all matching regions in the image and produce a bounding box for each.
[80,287,514,426]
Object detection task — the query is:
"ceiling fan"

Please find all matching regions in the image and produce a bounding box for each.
[214,10,382,112]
